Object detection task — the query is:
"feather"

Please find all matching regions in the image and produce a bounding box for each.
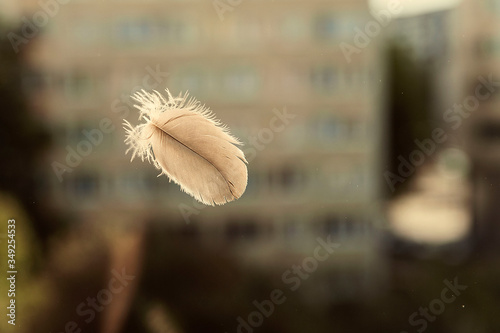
[123,89,248,206]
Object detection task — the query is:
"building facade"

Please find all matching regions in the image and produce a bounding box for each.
[18,0,387,303]
[454,0,500,252]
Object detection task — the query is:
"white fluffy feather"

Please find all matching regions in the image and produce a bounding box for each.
[124,89,248,206]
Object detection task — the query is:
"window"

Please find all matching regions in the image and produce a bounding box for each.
[225,219,259,242]
[112,16,195,46]
[314,14,338,41]
[310,66,337,94]
[342,216,358,237]
[245,170,261,196]
[325,168,365,195]
[314,13,365,41]
[319,215,361,239]
[322,215,340,236]
[117,173,148,198]
[158,17,197,45]
[114,19,152,44]
[311,113,365,144]
[70,173,99,199]
[222,66,259,100]
[22,69,50,94]
[70,124,89,144]
[476,121,500,141]
[177,68,205,96]
[267,166,304,192]
[314,115,348,142]
[63,72,94,101]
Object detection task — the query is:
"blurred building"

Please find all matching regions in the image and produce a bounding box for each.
[384,6,474,252]
[455,0,500,253]
[21,0,387,303]
[387,0,500,253]
[390,9,461,131]
[392,10,454,60]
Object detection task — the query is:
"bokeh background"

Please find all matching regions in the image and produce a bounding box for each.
[0,0,499,332]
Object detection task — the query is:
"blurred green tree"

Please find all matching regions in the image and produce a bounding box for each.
[0,25,54,248]
[386,42,433,196]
